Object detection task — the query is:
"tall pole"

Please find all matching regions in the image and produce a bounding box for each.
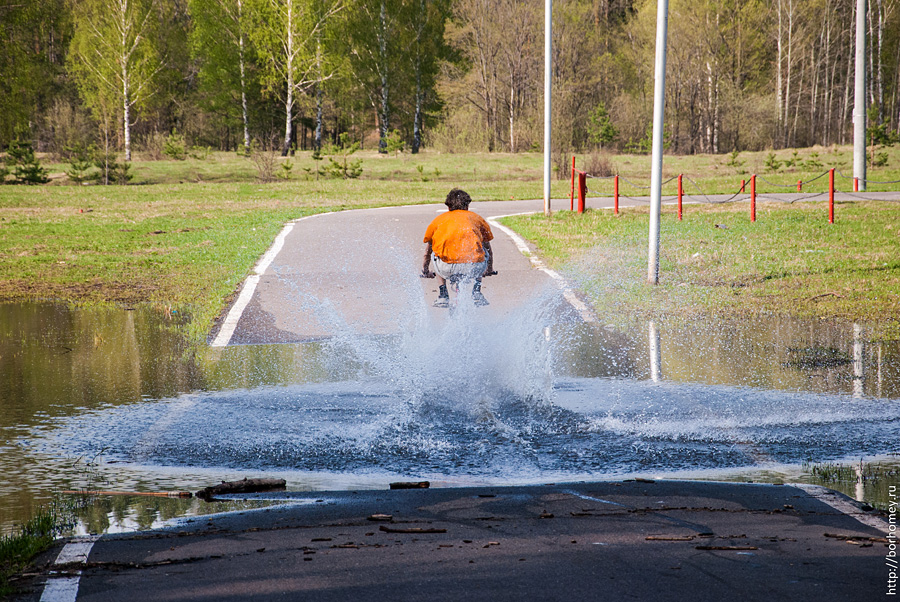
[543,0,552,216]
[647,0,669,285]
[853,0,867,191]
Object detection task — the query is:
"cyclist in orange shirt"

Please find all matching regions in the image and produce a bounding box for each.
[422,188,497,307]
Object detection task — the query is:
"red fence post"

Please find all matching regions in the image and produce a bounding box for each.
[797,180,802,192]
[677,174,683,221]
[829,168,835,224]
[614,174,619,215]
[750,174,756,222]
[577,171,587,214]
[741,179,746,193]
[570,156,576,211]
[853,177,859,192]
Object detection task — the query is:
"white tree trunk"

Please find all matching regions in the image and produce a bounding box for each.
[776,0,784,146]
[238,0,250,153]
[283,0,294,156]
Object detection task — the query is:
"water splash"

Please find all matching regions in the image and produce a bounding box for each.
[23,228,900,489]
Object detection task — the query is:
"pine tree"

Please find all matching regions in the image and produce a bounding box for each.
[6,138,49,185]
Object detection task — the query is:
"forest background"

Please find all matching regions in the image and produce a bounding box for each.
[4,0,900,170]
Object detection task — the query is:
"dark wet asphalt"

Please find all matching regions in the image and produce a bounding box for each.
[21,481,891,601]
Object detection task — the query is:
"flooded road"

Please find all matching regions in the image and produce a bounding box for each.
[2,301,899,536]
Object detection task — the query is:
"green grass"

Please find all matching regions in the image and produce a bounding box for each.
[3,150,573,341]
[500,200,900,338]
[0,509,59,597]
[5,147,900,341]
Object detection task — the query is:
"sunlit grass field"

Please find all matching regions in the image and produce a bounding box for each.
[500,200,900,338]
[3,146,900,340]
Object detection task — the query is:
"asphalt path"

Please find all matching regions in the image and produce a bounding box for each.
[22,481,892,601]
[19,193,899,601]
[209,199,577,345]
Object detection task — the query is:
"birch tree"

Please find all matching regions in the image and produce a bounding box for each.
[190,0,256,153]
[250,0,342,155]
[68,0,164,161]
[346,0,403,153]
[407,0,450,153]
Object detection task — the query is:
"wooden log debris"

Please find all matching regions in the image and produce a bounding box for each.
[389,481,430,490]
[378,525,447,534]
[196,478,286,500]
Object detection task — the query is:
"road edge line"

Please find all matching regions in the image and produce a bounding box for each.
[792,483,890,533]
[39,535,100,602]
[210,213,324,347]
[489,213,597,323]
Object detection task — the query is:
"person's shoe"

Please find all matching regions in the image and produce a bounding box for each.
[433,284,450,308]
[472,283,489,306]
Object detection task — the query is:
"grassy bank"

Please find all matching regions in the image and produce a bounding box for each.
[0,509,58,597]
[3,147,900,341]
[500,200,900,338]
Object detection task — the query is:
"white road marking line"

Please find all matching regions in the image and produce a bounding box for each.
[489,213,597,323]
[53,538,97,565]
[40,536,100,602]
[210,213,324,347]
[40,577,81,602]
[792,484,890,532]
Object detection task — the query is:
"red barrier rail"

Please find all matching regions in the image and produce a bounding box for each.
[614,175,619,215]
[574,164,896,224]
[577,171,586,214]
[829,168,835,224]
[677,174,683,221]
[570,156,576,211]
[750,174,756,222]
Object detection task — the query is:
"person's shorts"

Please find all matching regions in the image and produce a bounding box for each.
[431,253,487,282]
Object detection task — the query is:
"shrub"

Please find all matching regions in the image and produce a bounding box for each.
[163,130,187,160]
[65,143,98,184]
[382,129,404,155]
[247,139,277,182]
[5,138,49,185]
[93,148,131,185]
[323,133,363,179]
[587,102,618,149]
[585,153,616,178]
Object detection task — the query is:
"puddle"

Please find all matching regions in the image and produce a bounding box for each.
[2,301,899,535]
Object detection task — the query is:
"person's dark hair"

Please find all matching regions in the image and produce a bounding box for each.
[445,188,472,211]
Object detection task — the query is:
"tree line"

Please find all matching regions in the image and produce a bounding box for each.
[2,0,899,168]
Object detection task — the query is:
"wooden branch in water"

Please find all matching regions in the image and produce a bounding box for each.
[196,478,286,500]
[63,490,193,498]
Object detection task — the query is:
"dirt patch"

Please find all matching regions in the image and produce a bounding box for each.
[0,279,161,305]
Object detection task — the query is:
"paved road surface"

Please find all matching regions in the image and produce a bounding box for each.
[22,481,892,601]
[209,199,583,346]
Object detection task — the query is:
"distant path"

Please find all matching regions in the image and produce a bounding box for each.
[209,191,900,346]
[209,199,578,346]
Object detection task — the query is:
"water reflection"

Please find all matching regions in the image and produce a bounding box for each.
[599,315,900,398]
[648,321,661,382]
[2,302,899,535]
[62,494,279,536]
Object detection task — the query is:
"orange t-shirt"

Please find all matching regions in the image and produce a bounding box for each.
[423,210,494,264]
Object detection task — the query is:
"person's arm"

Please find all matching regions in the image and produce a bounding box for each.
[483,240,497,276]
[422,241,435,278]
